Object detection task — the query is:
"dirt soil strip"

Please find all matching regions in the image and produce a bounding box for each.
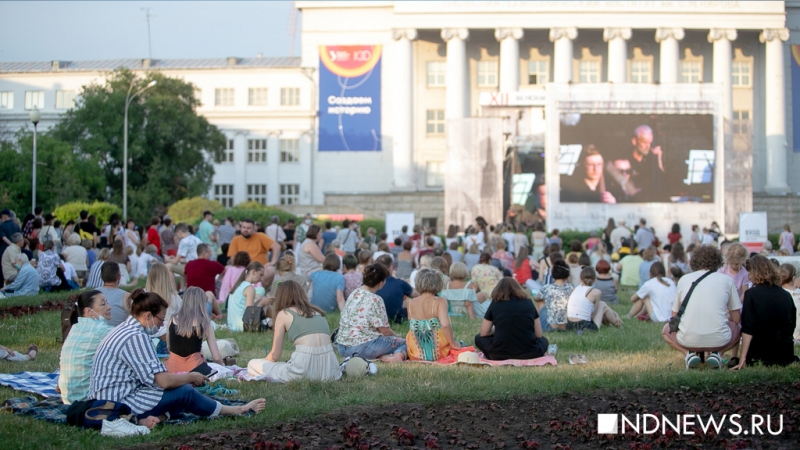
[134,381,800,450]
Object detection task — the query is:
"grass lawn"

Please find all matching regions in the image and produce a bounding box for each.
[0,286,798,449]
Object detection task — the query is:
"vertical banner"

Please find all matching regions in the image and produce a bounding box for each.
[445,118,505,230]
[318,45,382,151]
[792,45,800,152]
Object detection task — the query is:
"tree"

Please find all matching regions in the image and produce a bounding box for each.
[53,69,225,222]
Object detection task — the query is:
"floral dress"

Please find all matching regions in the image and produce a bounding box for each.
[537,283,574,326]
[471,264,503,297]
[406,298,451,361]
[337,288,390,347]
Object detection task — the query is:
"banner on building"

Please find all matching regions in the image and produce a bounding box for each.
[792,45,800,152]
[318,45,382,151]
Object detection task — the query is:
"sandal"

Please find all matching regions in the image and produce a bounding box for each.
[577,354,590,364]
[27,344,38,360]
[568,354,580,365]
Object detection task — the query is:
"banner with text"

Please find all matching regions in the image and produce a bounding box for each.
[318,45,382,151]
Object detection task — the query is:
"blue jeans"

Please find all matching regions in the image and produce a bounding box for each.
[539,306,552,332]
[338,335,407,360]
[138,384,220,419]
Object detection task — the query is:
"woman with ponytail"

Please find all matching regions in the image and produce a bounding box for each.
[88,288,265,431]
[626,261,676,322]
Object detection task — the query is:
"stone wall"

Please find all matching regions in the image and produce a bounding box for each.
[752,193,800,233]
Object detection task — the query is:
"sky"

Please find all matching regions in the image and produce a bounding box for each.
[0,1,300,62]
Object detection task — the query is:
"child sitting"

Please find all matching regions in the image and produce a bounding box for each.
[439,262,484,319]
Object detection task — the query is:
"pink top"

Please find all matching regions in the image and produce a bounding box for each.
[718,265,749,299]
[218,266,262,303]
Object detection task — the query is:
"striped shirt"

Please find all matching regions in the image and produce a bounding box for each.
[58,317,114,404]
[86,260,104,288]
[88,316,166,415]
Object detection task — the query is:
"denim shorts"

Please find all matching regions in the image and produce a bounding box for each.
[337,335,407,360]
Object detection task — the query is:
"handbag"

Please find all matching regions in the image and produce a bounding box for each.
[668,270,713,333]
[242,305,267,332]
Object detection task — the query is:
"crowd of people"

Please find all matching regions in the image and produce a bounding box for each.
[1,205,799,435]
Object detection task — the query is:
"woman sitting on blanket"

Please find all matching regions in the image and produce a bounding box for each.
[406,268,462,361]
[439,262,485,319]
[474,277,549,361]
[88,288,265,429]
[59,289,114,404]
[247,280,341,382]
[164,287,224,375]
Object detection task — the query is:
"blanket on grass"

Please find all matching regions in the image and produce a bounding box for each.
[0,371,60,398]
[406,347,558,367]
[1,395,248,425]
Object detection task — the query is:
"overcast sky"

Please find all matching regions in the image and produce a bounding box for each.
[0,1,299,62]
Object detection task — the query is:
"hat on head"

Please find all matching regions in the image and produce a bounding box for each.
[456,351,490,366]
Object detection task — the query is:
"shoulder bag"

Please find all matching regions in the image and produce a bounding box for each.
[668,270,713,333]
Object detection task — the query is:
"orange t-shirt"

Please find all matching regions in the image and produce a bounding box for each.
[227,233,275,264]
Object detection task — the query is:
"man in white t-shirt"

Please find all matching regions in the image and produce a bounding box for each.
[165,223,203,289]
[662,245,741,370]
[609,220,632,253]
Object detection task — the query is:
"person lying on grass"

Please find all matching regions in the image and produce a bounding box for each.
[164,287,224,375]
[730,255,798,370]
[566,266,622,332]
[88,288,265,429]
[475,277,549,361]
[0,343,37,362]
[406,268,461,361]
[626,261,676,322]
[247,280,341,382]
[59,289,114,404]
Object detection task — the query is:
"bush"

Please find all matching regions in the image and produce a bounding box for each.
[767,233,799,252]
[548,229,603,247]
[234,200,269,210]
[53,201,121,225]
[356,218,386,237]
[167,197,224,225]
[219,207,298,229]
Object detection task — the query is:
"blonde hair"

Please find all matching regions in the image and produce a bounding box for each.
[448,261,469,280]
[96,248,111,261]
[415,268,444,295]
[172,287,211,339]
[419,254,433,268]
[145,262,178,307]
[68,234,81,246]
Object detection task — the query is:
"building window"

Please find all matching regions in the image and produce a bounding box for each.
[630,61,652,84]
[55,90,76,109]
[732,61,752,87]
[680,61,702,83]
[426,161,445,187]
[477,61,498,87]
[223,139,234,163]
[280,88,300,106]
[578,61,600,83]
[0,91,13,110]
[194,88,202,105]
[426,109,445,135]
[733,110,751,136]
[215,88,234,106]
[248,88,268,106]
[247,184,267,205]
[280,138,300,163]
[528,60,549,85]
[280,184,300,205]
[247,139,268,162]
[25,91,45,110]
[214,184,234,208]
[427,61,446,87]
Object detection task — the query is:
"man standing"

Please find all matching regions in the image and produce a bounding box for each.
[146,217,162,256]
[609,220,632,253]
[265,215,286,248]
[227,218,280,288]
[197,211,214,246]
[185,244,224,317]
[295,213,312,247]
[634,218,656,251]
[1,233,23,284]
[337,220,358,254]
[321,222,337,251]
[160,217,177,257]
[96,261,130,326]
[0,210,21,285]
[216,217,236,246]
[165,223,203,290]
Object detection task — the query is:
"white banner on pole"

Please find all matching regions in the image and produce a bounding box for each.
[385,212,415,241]
[739,211,768,253]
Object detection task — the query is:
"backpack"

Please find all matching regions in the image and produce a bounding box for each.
[66,399,134,429]
[61,303,79,344]
[242,306,267,332]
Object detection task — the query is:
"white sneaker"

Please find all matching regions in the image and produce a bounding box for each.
[100,418,151,437]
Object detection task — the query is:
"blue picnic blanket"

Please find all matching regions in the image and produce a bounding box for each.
[0,371,60,398]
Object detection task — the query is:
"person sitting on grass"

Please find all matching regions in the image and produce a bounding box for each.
[475,277,549,361]
[374,254,416,324]
[594,259,618,305]
[88,288,266,432]
[59,290,114,404]
[0,343,37,362]
[718,243,749,302]
[538,246,562,285]
[617,242,643,288]
[405,268,461,361]
[218,252,252,304]
[463,244,481,272]
[439,262,484,320]
[337,264,407,362]
[730,255,799,370]
[227,262,272,332]
[248,280,341,382]
[38,240,65,291]
[778,263,800,344]
[309,253,345,312]
[662,245,742,370]
[342,254,362,300]
[471,252,502,298]
[0,254,39,298]
[85,248,110,289]
[164,287,224,375]
[566,267,622,332]
[184,244,224,318]
[638,246,659,289]
[626,262,676,322]
[270,254,308,296]
[534,259,573,331]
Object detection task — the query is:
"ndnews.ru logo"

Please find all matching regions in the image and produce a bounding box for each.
[597,413,783,436]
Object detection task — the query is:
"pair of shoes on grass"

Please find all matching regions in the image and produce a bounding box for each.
[101,418,151,437]
[685,351,723,370]
[568,354,589,365]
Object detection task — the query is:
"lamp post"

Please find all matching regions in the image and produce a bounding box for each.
[123,79,157,221]
[29,107,41,214]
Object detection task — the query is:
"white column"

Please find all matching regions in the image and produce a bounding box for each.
[603,28,631,83]
[391,28,417,190]
[708,29,737,121]
[655,28,684,83]
[760,28,791,193]
[495,28,523,92]
[549,27,578,83]
[441,28,469,119]
[233,132,248,205]
[267,132,281,205]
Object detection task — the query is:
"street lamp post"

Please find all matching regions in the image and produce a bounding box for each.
[123,79,157,221]
[29,107,41,214]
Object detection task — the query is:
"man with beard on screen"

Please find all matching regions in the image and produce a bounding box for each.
[605,157,642,202]
[623,125,666,202]
[561,145,616,204]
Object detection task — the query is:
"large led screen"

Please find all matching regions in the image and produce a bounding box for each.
[558,114,715,203]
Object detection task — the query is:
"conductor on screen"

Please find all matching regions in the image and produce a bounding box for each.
[560,145,616,204]
[622,125,666,202]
